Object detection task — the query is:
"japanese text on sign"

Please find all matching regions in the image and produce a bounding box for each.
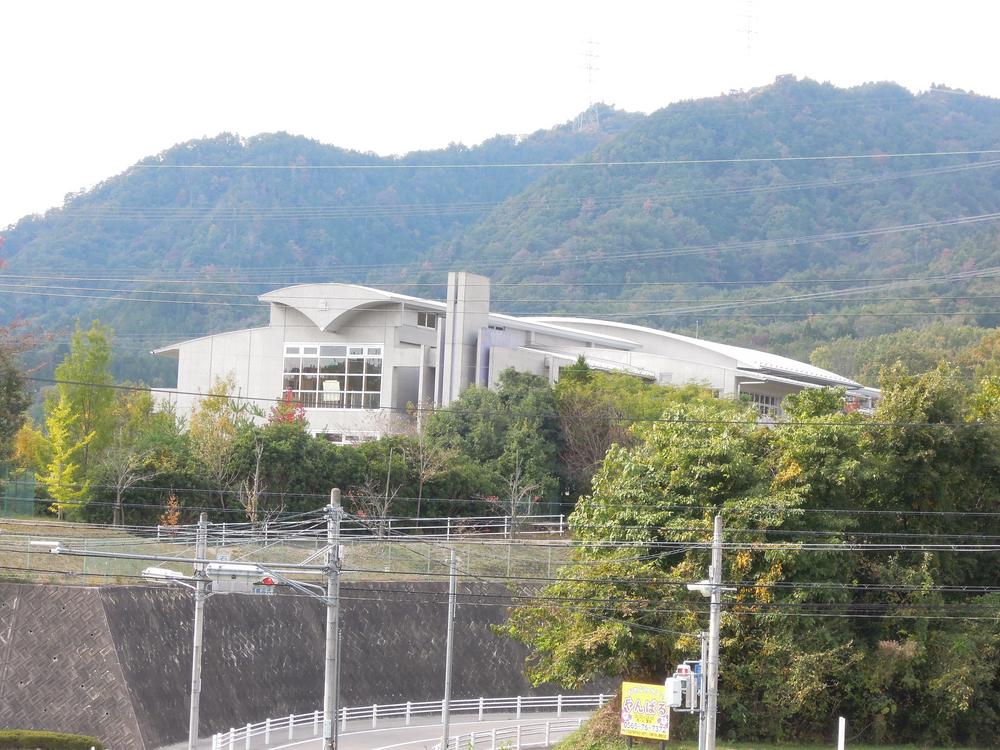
[620,681,670,741]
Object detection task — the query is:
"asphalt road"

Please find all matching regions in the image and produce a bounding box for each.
[167,710,591,750]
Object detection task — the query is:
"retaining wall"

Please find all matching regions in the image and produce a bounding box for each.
[0,581,550,749]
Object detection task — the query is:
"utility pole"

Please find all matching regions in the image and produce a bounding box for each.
[697,630,708,750]
[323,489,342,750]
[188,513,208,750]
[440,549,458,750]
[705,515,723,750]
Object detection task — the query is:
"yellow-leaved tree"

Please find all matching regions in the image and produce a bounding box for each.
[36,392,94,520]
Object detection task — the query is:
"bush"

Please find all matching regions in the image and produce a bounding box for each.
[0,730,105,749]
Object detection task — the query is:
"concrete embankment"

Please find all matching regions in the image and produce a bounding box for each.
[0,581,551,749]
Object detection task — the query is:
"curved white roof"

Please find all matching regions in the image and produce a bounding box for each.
[525,317,861,388]
[259,283,445,332]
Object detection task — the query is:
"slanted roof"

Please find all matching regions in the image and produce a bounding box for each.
[152,326,269,357]
[526,317,861,388]
[488,313,640,350]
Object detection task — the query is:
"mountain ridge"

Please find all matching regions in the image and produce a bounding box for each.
[4,77,1000,384]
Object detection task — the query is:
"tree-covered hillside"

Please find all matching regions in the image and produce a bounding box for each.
[5,77,1000,386]
[0,107,639,382]
[434,77,1000,362]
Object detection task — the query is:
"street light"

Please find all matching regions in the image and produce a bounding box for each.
[30,496,344,750]
[143,567,193,583]
[29,540,63,553]
[687,580,713,598]
[140,514,210,750]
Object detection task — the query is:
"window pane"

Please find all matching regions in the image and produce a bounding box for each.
[345,392,363,409]
[301,375,318,391]
[319,357,338,375]
[347,357,365,374]
[364,376,381,393]
[283,374,299,391]
[320,387,343,407]
[365,357,382,374]
[303,346,318,355]
[301,358,318,374]
[297,391,318,408]
[367,346,382,356]
[348,347,364,356]
[331,346,347,356]
[331,357,346,374]
[363,393,381,409]
[285,346,300,355]
[347,375,364,391]
[320,346,336,356]
[283,356,301,374]
[319,373,341,389]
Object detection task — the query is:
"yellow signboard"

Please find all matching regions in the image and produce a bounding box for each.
[620,681,670,741]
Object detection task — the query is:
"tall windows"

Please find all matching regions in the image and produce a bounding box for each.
[283,344,382,409]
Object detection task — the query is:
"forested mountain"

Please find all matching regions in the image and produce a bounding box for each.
[4,76,1000,385]
[0,107,640,381]
[434,77,1000,362]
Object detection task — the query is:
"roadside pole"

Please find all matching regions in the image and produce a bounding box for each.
[705,515,723,750]
[323,489,342,750]
[188,513,208,750]
[697,630,708,750]
[440,548,458,750]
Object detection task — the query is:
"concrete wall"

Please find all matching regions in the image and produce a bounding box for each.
[0,581,561,750]
[0,584,144,749]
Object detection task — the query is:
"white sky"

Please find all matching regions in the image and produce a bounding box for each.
[2,0,999,228]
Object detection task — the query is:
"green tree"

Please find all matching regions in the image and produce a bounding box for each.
[0,340,30,471]
[50,321,115,475]
[188,375,256,510]
[96,390,160,526]
[554,364,714,495]
[36,393,94,520]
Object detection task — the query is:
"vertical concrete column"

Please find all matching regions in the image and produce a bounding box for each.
[441,272,491,405]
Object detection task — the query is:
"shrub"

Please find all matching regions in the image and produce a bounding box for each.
[0,729,105,749]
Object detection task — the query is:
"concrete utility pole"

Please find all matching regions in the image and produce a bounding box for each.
[698,630,708,750]
[705,515,723,750]
[440,549,458,750]
[323,489,343,750]
[188,513,208,750]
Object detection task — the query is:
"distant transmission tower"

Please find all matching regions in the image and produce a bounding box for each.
[574,39,602,133]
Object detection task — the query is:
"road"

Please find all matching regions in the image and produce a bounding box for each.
[167,711,591,750]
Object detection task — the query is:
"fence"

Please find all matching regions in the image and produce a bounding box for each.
[211,693,608,750]
[441,718,586,750]
[0,473,36,517]
[159,514,569,545]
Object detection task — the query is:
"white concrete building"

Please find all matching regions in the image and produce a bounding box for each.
[153,272,873,441]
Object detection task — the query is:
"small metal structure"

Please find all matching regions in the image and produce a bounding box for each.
[206,562,276,595]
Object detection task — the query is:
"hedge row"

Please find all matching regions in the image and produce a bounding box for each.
[0,730,105,750]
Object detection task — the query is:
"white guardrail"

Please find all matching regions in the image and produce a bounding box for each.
[211,694,609,750]
[439,718,587,750]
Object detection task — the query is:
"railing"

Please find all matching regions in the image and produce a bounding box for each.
[211,694,608,750]
[160,514,569,545]
[441,718,585,750]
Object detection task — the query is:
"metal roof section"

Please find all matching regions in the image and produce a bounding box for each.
[526,317,862,388]
[737,371,822,389]
[151,326,269,356]
[530,347,656,379]
[489,313,640,350]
